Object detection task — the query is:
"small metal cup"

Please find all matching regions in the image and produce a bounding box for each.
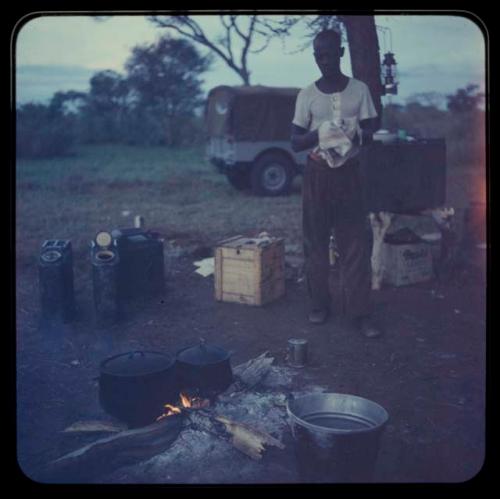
[134,215,145,229]
[288,338,308,368]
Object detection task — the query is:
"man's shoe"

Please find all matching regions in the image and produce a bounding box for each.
[308,308,329,324]
[356,315,383,338]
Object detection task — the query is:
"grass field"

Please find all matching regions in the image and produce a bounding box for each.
[16,144,304,267]
[16,142,486,273]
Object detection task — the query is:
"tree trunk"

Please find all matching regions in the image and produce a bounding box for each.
[341,15,383,122]
[239,67,250,85]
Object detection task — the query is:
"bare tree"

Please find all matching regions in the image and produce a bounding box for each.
[148,15,297,85]
[148,14,383,118]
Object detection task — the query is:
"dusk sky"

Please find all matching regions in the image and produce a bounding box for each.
[15,13,486,107]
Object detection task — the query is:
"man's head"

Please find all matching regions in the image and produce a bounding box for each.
[313,30,344,78]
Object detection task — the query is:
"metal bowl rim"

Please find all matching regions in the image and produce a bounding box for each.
[286,392,389,434]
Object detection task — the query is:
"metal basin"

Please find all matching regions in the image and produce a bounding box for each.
[287,393,389,482]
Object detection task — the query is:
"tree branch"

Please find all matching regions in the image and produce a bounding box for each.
[249,38,271,54]
[149,15,247,82]
[229,15,249,42]
[148,15,303,85]
[219,15,235,63]
[239,16,257,84]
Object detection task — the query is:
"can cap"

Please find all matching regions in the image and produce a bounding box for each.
[95,231,112,248]
[288,338,308,345]
[40,250,62,263]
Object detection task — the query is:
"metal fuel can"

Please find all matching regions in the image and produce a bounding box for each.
[38,239,75,324]
[111,228,165,300]
[91,242,121,326]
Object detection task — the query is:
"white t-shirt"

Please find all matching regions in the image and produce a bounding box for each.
[292,77,378,168]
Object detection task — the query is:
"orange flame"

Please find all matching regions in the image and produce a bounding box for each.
[156,404,182,421]
[156,392,210,421]
[180,393,192,408]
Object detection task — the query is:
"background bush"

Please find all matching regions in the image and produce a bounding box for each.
[16,35,211,157]
[382,87,485,170]
[16,103,77,159]
[17,59,485,167]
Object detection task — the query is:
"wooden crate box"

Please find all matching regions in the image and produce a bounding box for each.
[214,235,285,306]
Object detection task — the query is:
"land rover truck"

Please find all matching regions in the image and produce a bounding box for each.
[205,85,308,196]
[204,85,447,211]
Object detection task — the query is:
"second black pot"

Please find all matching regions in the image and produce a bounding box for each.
[175,339,233,397]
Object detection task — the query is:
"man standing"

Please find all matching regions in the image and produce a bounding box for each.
[291,29,382,338]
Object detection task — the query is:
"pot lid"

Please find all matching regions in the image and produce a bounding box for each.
[100,351,175,377]
[177,338,229,366]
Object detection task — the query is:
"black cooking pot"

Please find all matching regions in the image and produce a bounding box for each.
[175,339,233,397]
[98,350,178,428]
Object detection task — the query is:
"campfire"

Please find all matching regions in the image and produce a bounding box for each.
[47,352,289,482]
[156,392,210,420]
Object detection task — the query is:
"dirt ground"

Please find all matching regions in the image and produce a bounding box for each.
[15,236,487,484]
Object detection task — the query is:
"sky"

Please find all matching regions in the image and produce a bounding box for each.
[14,13,486,107]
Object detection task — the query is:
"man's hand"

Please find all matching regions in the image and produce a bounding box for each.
[318,121,352,156]
[291,124,319,153]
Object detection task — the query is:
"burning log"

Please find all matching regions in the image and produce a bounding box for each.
[156,392,211,421]
[45,352,279,481]
[44,415,183,482]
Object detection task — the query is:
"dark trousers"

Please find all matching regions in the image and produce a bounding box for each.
[302,155,372,318]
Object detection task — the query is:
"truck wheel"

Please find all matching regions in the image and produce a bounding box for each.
[250,152,294,196]
[226,171,250,191]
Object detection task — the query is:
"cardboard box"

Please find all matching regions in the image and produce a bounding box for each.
[214,235,285,306]
[382,242,434,287]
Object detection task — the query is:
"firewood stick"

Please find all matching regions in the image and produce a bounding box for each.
[43,415,183,482]
[229,351,274,391]
[215,416,285,460]
[185,410,285,461]
[44,352,277,481]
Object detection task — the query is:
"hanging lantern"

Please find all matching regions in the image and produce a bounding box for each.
[382,51,398,95]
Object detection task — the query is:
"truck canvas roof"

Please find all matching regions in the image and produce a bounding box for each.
[205,85,300,141]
